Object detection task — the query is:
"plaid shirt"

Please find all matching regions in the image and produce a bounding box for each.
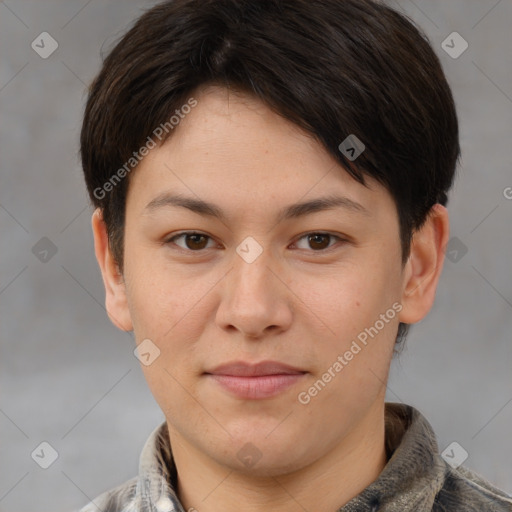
[78,403,512,512]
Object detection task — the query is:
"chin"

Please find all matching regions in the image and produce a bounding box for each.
[209,431,313,477]
[227,451,308,478]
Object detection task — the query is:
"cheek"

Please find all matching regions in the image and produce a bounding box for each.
[123,243,204,336]
[296,270,398,414]
[297,263,401,399]
[293,263,396,340]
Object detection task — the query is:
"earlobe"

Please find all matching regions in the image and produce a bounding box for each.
[399,204,450,325]
[91,208,133,331]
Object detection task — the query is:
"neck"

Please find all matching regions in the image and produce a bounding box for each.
[168,401,388,512]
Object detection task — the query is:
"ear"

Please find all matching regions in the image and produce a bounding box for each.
[399,204,450,324]
[91,208,133,331]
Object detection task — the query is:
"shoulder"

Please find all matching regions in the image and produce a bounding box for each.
[435,459,512,511]
[77,476,139,512]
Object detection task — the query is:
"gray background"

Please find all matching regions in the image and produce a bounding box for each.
[1,0,511,510]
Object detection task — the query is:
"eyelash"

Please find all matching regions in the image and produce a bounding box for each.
[164,231,347,254]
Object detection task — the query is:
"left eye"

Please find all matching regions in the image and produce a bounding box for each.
[293,232,342,251]
[166,231,343,252]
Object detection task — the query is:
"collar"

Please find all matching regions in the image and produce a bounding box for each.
[133,402,447,512]
[339,403,446,511]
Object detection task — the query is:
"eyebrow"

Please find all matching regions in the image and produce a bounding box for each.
[143,192,370,222]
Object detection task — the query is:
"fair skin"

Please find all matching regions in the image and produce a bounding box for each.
[92,85,449,512]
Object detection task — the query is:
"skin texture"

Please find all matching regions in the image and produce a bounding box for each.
[92,85,449,512]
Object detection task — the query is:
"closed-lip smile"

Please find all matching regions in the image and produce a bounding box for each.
[204,360,307,399]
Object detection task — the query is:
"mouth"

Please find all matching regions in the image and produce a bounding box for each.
[204,360,307,400]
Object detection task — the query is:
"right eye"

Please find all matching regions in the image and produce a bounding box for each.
[165,231,219,252]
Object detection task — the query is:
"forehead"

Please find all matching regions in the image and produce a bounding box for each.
[125,85,395,221]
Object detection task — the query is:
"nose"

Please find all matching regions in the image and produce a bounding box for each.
[215,247,293,340]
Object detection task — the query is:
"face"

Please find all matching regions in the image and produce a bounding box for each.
[94,85,447,477]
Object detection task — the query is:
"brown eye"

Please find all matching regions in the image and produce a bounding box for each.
[184,234,209,250]
[308,233,331,250]
[294,232,341,251]
[167,232,215,251]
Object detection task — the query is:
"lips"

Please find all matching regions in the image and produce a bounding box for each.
[205,360,306,377]
[204,360,307,399]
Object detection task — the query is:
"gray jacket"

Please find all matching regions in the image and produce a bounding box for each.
[78,403,512,511]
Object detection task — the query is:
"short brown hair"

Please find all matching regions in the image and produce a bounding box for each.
[80,0,460,347]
